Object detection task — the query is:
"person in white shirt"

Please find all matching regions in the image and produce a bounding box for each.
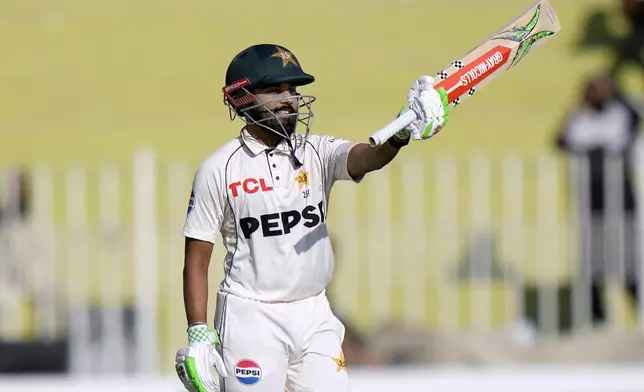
[175,43,449,392]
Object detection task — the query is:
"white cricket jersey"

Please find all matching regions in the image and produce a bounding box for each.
[182,128,359,302]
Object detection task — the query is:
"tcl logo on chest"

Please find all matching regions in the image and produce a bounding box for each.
[239,201,326,239]
[229,178,273,197]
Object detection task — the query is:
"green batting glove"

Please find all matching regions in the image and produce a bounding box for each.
[175,324,227,392]
[420,87,450,139]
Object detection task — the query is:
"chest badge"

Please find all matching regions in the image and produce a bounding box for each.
[295,169,310,198]
[295,169,309,190]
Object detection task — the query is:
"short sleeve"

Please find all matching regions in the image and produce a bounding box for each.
[308,135,360,186]
[182,163,225,244]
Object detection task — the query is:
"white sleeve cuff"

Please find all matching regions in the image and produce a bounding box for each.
[182,229,216,244]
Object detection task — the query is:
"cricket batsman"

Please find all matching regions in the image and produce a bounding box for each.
[175,43,449,392]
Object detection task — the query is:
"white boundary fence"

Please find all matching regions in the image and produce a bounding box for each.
[2,143,644,374]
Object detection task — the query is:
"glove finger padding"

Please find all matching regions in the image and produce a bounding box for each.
[407,76,430,105]
[175,344,224,392]
[209,346,228,378]
[410,86,449,141]
[416,75,435,92]
[176,348,200,392]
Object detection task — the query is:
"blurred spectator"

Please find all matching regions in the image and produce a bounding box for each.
[0,167,31,220]
[0,168,54,342]
[555,73,641,326]
[0,169,33,341]
[0,169,67,374]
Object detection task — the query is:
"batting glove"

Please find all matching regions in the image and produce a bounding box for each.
[175,324,228,392]
[405,75,450,140]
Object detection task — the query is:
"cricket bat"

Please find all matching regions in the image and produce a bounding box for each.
[369,0,562,146]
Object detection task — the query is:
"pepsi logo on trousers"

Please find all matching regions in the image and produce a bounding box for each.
[235,359,262,386]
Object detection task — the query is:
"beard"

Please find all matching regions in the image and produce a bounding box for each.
[246,104,298,137]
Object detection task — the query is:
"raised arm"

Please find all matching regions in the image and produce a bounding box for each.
[346,139,406,180]
[348,75,449,180]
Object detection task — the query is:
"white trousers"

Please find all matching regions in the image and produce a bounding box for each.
[214,290,350,392]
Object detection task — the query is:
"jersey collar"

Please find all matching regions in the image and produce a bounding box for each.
[240,128,294,156]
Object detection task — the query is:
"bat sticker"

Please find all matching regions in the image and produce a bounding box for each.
[492,4,542,42]
[509,30,555,67]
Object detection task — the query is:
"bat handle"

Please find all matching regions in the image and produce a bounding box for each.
[368,110,417,147]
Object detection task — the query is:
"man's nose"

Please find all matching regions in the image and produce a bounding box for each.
[277,90,295,100]
[278,92,297,106]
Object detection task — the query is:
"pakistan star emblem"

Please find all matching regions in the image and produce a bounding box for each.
[295,169,309,190]
[271,46,299,67]
[332,351,348,372]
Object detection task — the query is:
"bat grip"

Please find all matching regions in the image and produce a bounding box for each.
[368,110,417,147]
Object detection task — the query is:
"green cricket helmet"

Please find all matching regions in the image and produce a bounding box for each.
[222,44,316,142]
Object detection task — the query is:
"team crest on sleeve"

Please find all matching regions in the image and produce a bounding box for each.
[187,190,195,215]
[234,359,262,385]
